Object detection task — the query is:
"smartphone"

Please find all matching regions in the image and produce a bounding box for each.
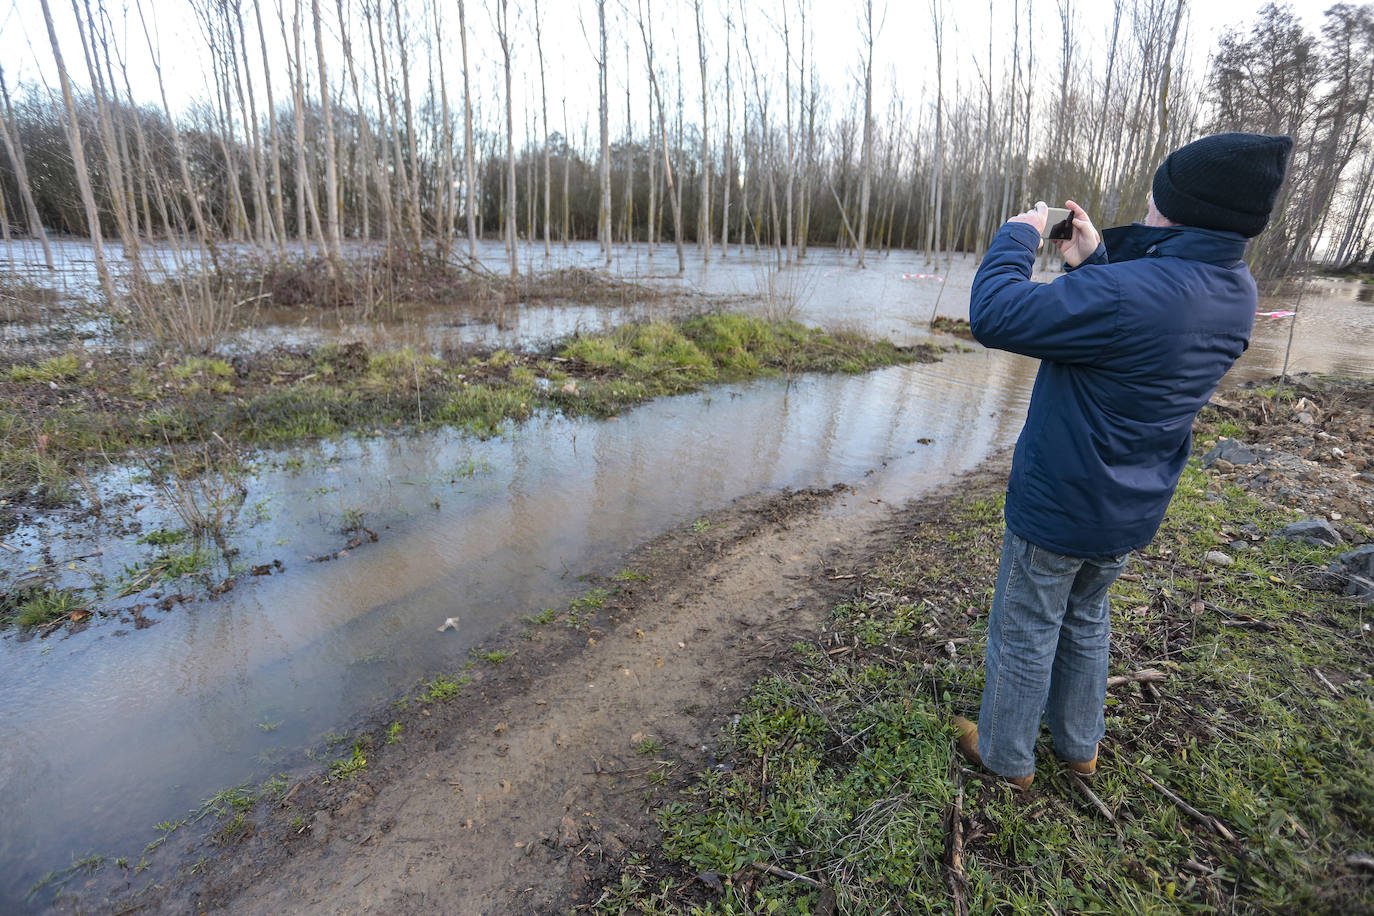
[1042,207,1074,240]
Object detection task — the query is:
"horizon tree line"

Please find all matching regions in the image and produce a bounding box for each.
[0,0,1371,299]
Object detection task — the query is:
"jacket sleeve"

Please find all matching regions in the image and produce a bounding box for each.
[969,222,1122,366]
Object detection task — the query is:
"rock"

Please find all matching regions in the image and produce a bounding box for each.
[1297,411,1315,425]
[1346,575,1374,603]
[1276,518,1344,548]
[1331,544,1374,580]
[1202,438,1257,468]
[1205,551,1233,568]
[558,814,582,848]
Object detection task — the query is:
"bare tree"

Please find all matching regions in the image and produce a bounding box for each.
[39,0,114,303]
[495,0,518,277]
[0,65,53,269]
[719,11,732,257]
[312,0,343,262]
[857,0,877,268]
[694,0,711,263]
[926,0,944,263]
[637,0,685,274]
[534,0,552,258]
[597,0,613,265]
[458,0,478,259]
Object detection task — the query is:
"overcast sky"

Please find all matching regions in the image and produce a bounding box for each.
[0,0,1338,144]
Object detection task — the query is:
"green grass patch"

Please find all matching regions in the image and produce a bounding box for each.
[137,527,188,547]
[0,587,85,630]
[421,674,470,703]
[524,607,558,625]
[327,744,369,782]
[10,354,81,383]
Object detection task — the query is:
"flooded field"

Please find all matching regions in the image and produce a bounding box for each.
[1,237,1371,910]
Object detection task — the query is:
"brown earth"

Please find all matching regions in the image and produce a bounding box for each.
[65,375,1373,916]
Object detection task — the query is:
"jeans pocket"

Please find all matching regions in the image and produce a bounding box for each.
[1027,542,1080,577]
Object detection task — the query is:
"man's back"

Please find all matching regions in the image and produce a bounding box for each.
[970,221,1257,557]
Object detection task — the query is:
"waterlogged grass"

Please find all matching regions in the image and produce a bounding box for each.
[421,674,471,703]
[0,586,85,630]
[327,743,369,782]
[602,457,1374,913]
[0,315,935,512]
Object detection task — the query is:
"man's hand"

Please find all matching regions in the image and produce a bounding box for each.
[1007,201,1048,249]
[1053,199,1101,267]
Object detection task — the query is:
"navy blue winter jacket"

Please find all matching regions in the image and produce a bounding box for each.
[969,221,1256,558]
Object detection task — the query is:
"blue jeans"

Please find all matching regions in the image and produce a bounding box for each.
[977,530,1129,779]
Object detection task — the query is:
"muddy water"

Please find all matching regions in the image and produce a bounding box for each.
[1,237,1372,910]
[0,348,1038,909]
[5,236,1371,377]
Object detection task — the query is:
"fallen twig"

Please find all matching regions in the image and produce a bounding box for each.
[1218,619,1277,631]
[946,776,969,916]
[1070,773,1116,823]
[1348,853,1374,871]
[1133,767,1236,842]
[1313,668,1341,696]
[1106,668,1169,689]
[751,861,825,890]
[0,540,20,554]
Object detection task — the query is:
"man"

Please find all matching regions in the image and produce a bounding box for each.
[954,132,1293,788]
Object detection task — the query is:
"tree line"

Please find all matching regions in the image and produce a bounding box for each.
[1,0,1371,298]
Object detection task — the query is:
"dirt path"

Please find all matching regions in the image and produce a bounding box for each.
[84,462,1007,916]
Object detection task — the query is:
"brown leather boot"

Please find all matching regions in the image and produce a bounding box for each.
[1065,752,1098,777]
[951,716,1034,789]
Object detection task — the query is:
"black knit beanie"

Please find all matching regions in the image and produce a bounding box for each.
[1152,132,1293,237]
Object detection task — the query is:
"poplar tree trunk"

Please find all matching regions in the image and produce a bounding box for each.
[857,0,875,268]
[694,0,711,263]
[562,96,571,247]
[252,0,288,254]
[312,0,343,263]
[496,0,517,277]
[598,0,613,266]
[720,14,732,258]
[391,0,424,249]
[0,65,54,269]
[781,3,794,265]
[927,0,944,264]
[534,0,551,258]
[39,0,114,304]
[458,0,478,259]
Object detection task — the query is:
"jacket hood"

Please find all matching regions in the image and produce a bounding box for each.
[1101,223,1248,267]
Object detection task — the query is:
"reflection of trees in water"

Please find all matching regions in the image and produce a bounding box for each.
[1232,286,1374,382]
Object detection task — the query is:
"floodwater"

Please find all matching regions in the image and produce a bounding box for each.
[4,236,1369,376]
[1,237,1372,910]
